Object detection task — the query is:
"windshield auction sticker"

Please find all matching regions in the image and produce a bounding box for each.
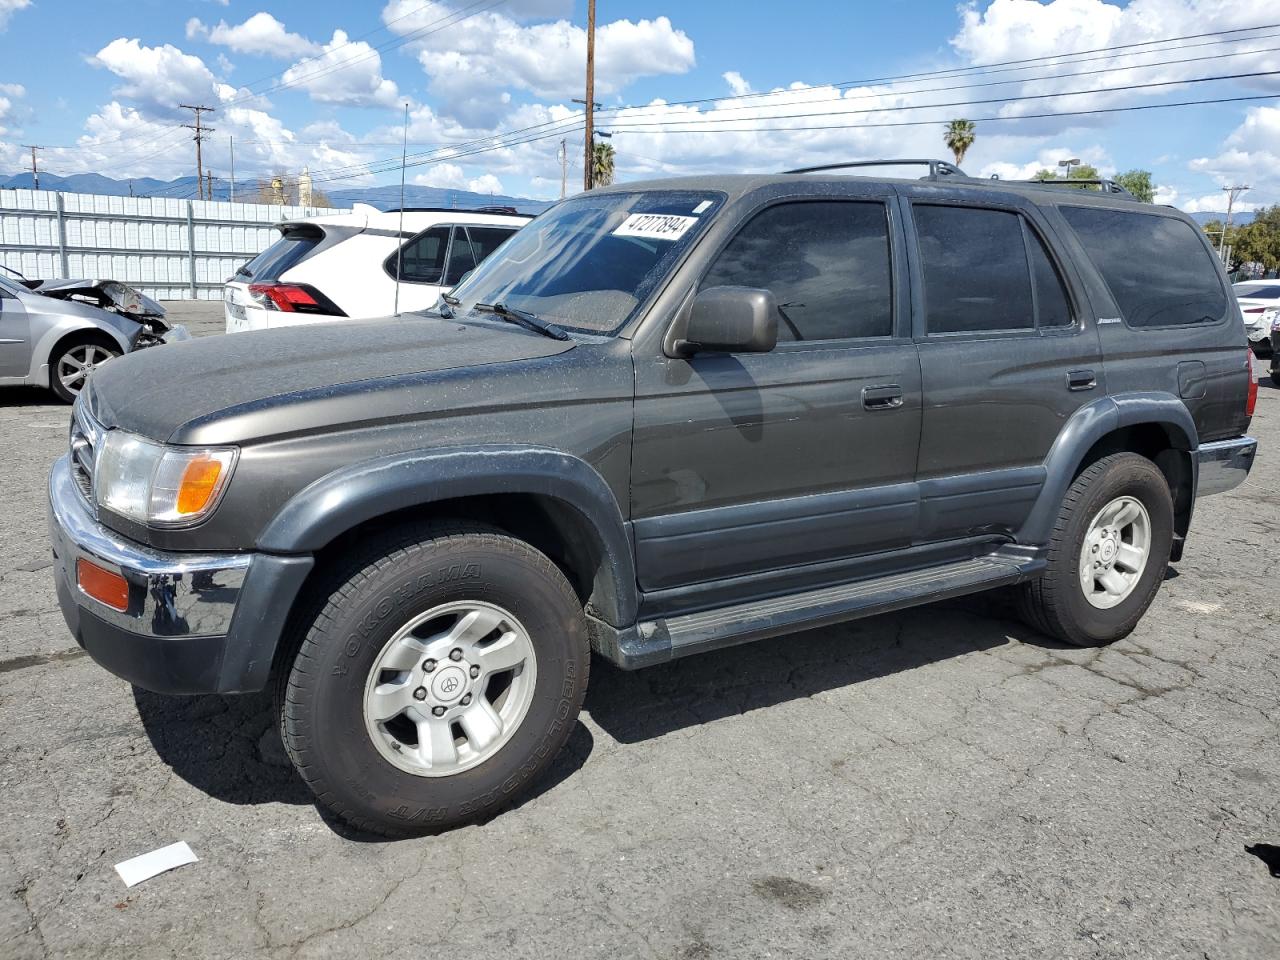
[612,213,699,241]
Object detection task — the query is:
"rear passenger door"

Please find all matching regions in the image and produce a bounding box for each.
[902,191,1103,543]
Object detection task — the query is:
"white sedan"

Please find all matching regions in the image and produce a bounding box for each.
[1234,279,1280,356]
[223,205,530,332]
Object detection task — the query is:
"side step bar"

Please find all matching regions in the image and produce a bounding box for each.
[590,552,1044,669]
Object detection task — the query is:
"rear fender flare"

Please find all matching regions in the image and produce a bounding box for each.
[1018,393,1198,544]
[257,445,637,626]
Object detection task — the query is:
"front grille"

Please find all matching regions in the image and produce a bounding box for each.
[68,403,100,505]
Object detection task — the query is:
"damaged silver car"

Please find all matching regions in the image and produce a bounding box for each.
[0,270,188,402]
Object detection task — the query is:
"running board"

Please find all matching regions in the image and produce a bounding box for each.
[589,553,1043,669]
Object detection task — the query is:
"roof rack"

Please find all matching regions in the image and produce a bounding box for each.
[783,158,968,179]
[999,177,1137,200]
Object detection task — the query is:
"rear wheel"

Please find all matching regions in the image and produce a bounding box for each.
[49,339,120,403]
[279,524,590,836]
[1019,453,1173,647]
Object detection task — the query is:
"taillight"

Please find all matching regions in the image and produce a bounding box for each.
[247,283,345,316]
[1246,349,1258,418]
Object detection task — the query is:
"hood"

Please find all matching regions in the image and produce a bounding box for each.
[86,313,575,442]
[26,278,166,319]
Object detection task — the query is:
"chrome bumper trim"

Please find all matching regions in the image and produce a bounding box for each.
[1195,436,1257,498]
[48,454,251,637]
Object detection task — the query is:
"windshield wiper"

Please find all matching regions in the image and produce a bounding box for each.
[474,302,571,341]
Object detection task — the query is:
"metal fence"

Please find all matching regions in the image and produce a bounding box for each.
[0,189,347,300]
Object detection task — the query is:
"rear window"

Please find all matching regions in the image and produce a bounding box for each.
[1060,206,1226,327]
[235,229,320,282]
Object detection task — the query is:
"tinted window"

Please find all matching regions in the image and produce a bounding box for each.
[1234,283,1280,300]
[1060,206,1226,327]
[701,201,892,341]
[235,230,320,282]
[390,226,450,284]
[1027,225,1073,327]
[916,205,1033,333]
[466,226,516,262]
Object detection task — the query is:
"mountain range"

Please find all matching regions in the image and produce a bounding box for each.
[0,171,553,214]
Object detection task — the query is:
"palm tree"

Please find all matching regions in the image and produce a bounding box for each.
[943,119,976,167]
[592,141,615,188]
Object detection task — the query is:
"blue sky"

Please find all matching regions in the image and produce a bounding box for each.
[0,0,1277,211]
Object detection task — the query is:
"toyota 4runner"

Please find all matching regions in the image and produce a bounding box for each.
[48,161,1258,835]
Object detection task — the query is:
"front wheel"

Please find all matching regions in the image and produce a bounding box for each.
[279,524,590,836]
[1019,453,1174,647]
[50,339,121,403]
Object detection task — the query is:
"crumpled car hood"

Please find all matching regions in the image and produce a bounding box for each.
[86,313,576,443]
[26,279,166,319]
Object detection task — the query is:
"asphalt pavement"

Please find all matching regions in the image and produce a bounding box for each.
[1,303,1277,959]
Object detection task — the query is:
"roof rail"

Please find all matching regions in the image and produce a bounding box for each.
[382,205,534,217]
[783,158,968,180]
[998,177,1138,200]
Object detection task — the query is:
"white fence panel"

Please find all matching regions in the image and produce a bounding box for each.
[0,188,347,300]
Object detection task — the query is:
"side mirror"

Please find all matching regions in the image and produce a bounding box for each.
[672,285,778,357]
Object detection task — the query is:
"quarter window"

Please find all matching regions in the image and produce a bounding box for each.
[1060,206,1226,327]
[701,201,893,341]
[1026,224,1073,328]
[916,205,1034,334]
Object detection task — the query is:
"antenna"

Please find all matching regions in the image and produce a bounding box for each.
[394,103,409,316]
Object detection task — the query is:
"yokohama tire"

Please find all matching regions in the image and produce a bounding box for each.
[1018,452,1174,647]
[278,523,590,836]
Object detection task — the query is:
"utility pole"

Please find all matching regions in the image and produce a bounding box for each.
[21,145,42,190]
[583,0,596,190]
[229,134,235,203]
[206,171,214,202]
[180,104,216,200]
[559,139,567,199]
[1220,184,1250,260]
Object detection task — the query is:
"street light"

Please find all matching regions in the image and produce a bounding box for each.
[1058,157,1081,179]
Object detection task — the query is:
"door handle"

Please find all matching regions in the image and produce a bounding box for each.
[1067,369,1097,391]
[862,384,904,410]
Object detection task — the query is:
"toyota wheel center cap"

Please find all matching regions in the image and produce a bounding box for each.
[1100,539,1117,562]
[430,666,467,702]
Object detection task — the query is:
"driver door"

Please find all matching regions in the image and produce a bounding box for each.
[630,194,922,609]
[0,286,30,377]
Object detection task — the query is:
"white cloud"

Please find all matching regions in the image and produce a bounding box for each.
[0,0,30,30]
[1180,193,1259,215]
[91,39,221,116]
[382,2,694,124]
[468,173,504,194]
[413,163,467,189]
[0,82,24,135]
[188,12,319,60]
[975,145,1113,180]
[723,71,751,97]
[1187,103,1280,204]
[281,30,401,108]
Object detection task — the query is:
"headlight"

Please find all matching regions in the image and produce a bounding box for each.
[95,430,237,526]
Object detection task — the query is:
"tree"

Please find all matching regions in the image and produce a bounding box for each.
[592,141,615,188]
[1114,169,1155,203]
[943,119,976,167]
[1031,164,1100,189]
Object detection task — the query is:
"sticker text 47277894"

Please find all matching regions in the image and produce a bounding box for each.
[612,213,700,242]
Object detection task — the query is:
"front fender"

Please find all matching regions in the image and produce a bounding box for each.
[1017,393,1198,544]
[27,306,138,384]
[257,445,638,626]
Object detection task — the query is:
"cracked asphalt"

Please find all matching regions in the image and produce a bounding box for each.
[1,304,1277,959]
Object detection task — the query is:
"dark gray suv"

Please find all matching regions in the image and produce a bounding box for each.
[48,163,1258,835]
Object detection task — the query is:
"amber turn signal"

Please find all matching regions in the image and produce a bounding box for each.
[176,455,225,515]
[77,558,129,612]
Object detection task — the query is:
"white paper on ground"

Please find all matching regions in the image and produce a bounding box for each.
[114,841,199,888]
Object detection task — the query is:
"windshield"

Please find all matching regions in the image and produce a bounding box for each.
[446,189,725,335]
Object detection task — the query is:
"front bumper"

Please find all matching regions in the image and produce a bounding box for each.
[47,455,312,694]
[1195,436,1257,498]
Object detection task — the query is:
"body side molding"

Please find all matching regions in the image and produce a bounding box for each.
[257,445,638,626]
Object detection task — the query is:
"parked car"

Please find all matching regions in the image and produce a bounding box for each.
[1233,279,1280,356]
[1270,314,1280,386]
[222,205,530,332]
[0,271,187,402]
[49,162,1256,836]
